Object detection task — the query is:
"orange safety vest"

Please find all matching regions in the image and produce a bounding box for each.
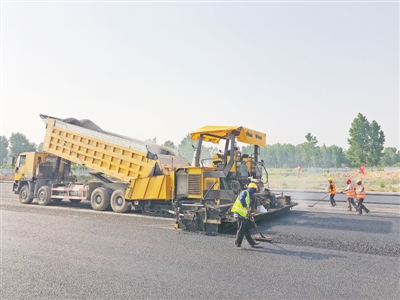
[356,185,366,200]
[346,184,355,198]
[328,183,336,195]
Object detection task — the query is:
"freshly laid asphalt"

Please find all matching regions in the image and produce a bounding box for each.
[1,182,399,299]
[271,189,400,204]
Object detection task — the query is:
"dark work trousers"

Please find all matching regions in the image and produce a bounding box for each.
[235,216,256,247]
[330,194,336,206]
[357,199,369,214]
[347,197,359,211]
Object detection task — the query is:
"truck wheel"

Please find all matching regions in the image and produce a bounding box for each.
[90,187,110,211]
[37,186,52,206]
[19,185,33,204]
[70,200,81,204]
[110,190,131,213]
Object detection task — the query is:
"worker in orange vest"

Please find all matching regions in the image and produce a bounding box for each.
[355,179,370,215]
[341,179,358,212]
[328,177,337,207]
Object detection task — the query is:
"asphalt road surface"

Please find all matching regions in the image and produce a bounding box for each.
[1,182,399,299]
[271,189,400,205]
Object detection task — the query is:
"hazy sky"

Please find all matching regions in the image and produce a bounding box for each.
[1,1,399,150]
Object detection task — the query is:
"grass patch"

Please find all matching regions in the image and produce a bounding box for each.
[265,169,400,192]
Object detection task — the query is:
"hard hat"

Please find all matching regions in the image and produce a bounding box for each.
[328,177,333,181]
[248,182,258,190]
[346,179,351,184]
[356,179,362,184]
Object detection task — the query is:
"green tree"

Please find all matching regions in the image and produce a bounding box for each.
[381,147,399,166]
[294,145,303,167]
[301,133,318,167]
[366,120,385,166]
[346,114,386,167]
[9,133,37,157]
[313,147,322,167]
[178,134,195,163]
[330,145,346,168]
[259,145,277,168]
[346,114,371,166]
[283,144,297,168]
[37,142,44,152]
[320,144,332,168]
[0,136,9,165]
[272,144,286,168]
[162,140,177,149]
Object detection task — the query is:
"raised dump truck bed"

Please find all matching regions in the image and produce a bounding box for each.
[41,114,188,182]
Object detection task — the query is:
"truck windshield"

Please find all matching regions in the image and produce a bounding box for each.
[17,155,26,167]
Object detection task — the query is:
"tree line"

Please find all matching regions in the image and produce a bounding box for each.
[1,113,399,168]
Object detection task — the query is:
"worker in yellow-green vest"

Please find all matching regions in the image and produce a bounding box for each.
[231,182,260,249]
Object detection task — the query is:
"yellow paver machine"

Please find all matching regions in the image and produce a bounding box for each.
[12,115,296,233]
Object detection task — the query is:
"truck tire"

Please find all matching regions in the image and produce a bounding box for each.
[90,187,110,211]
[19,185,34,204]
[110,189,131,213]
[37,186,52,206]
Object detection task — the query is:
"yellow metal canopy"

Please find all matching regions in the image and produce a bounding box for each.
[190,126,266,147]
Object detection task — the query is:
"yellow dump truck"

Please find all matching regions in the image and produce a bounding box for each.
[12,114,296,233]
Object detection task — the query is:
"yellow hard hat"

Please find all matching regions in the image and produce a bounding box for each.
[248,182,258,190]
[328,177,333,181]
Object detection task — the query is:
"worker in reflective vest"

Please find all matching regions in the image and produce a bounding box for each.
[231,182,260,249]
[341,179,358,212]
[355,180,370,215]
[328,177,337,207]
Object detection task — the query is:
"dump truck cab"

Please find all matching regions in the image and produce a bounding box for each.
[13,151,75,204]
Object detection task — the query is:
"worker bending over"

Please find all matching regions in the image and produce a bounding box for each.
[341,179,359,212]
[231,183,261,249]
[328,177,337,207]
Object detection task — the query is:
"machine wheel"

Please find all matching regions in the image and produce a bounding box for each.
[19,185,33,204]
[90,187,110,211]
[110,190,131,213]
[37,186,52,206]
[141,201,153,215]
[70,200,81,204]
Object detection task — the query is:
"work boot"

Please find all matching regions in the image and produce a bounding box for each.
[235,245,243,250]
[366,209,370,214]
